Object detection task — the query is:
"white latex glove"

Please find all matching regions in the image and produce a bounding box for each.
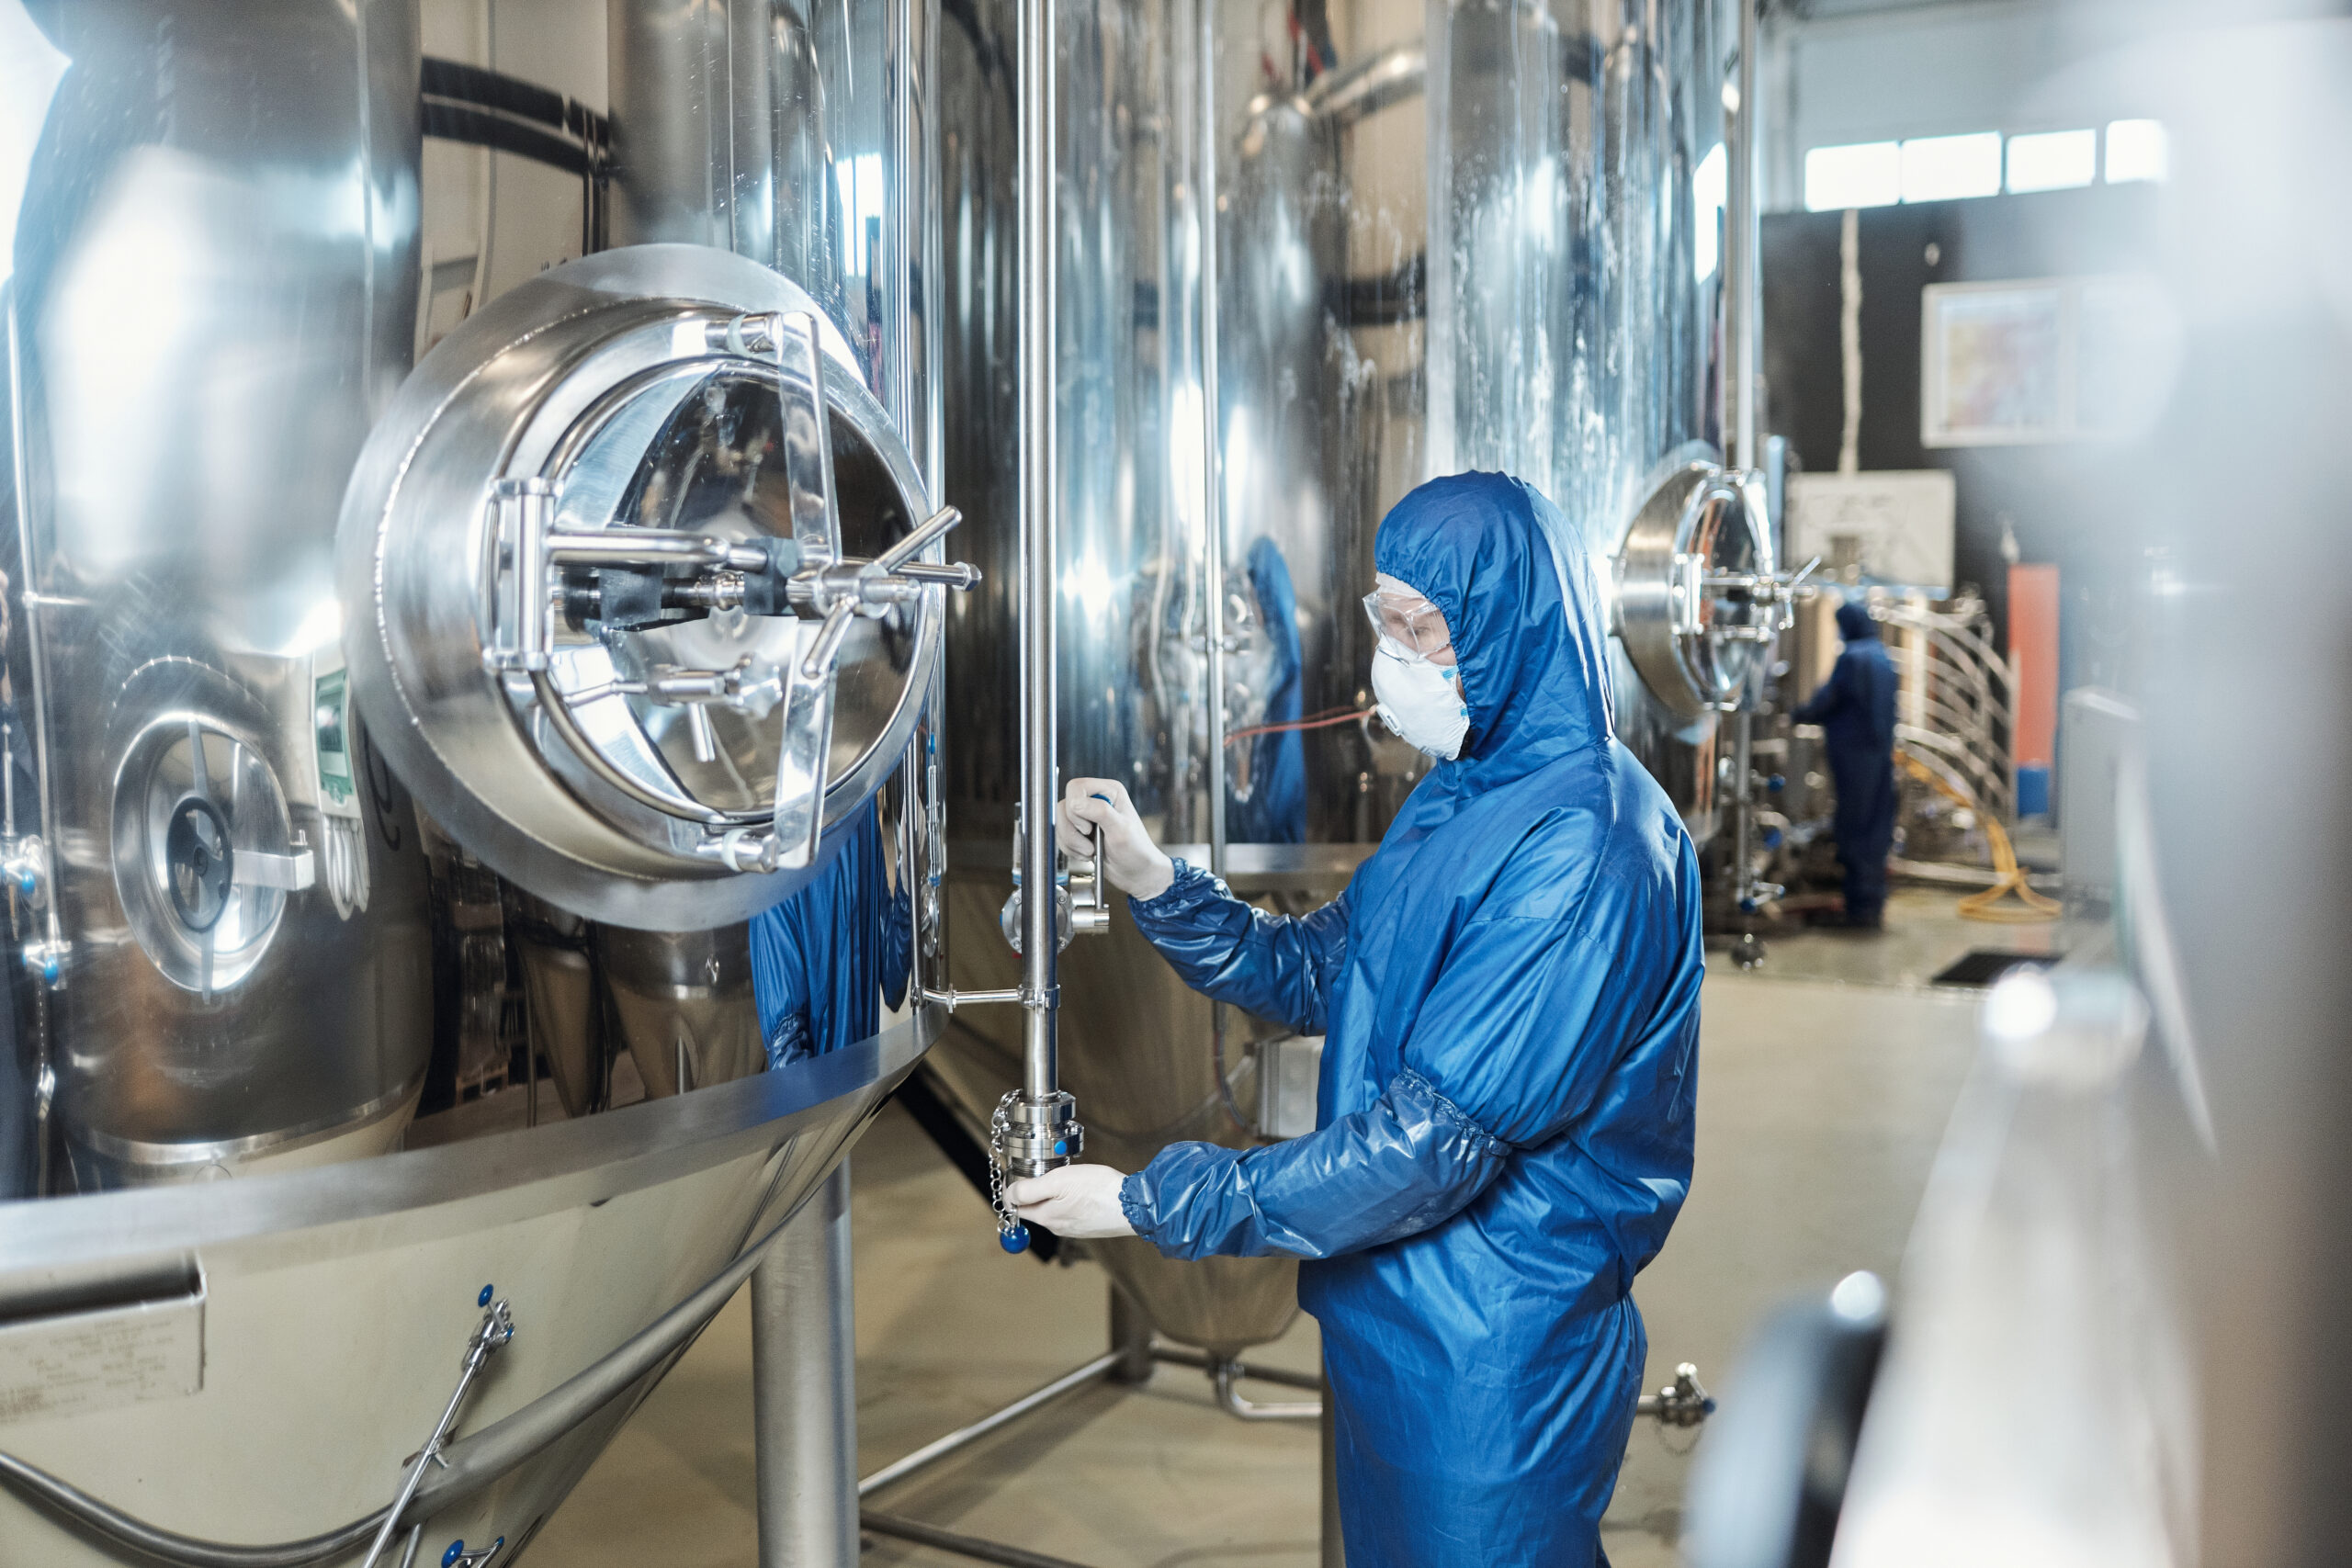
[1003,1164,1136,1239]
[1056,778,1175,901]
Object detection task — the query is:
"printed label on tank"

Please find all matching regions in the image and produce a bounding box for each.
[0,1276,205,1425]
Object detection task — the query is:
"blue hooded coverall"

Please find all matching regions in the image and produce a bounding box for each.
[1117,473,1705,1567]
[1792,602,1899,925]
[748,797,911,1065]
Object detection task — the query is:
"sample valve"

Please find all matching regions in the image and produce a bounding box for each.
[356,1286,518,1568]
[1636,1362,1716,1427]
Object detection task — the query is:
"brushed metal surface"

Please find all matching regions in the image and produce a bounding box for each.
[0,1012,933,1565]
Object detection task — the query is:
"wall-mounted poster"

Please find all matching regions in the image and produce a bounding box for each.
[1786,470,1956,592]
[1922,275,2178,447]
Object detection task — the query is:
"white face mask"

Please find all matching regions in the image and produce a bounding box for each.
[1372,647,1469,761]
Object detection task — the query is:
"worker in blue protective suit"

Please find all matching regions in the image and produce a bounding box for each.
[1791,599,1898,930]
[1006,472,1705,1567]
[747,795,911,1065]
[1227,535,1307,844]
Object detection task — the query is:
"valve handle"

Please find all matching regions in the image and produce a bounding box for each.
[1070,791,1114,936]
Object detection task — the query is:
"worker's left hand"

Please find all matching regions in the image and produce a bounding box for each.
[1003,1164,1136,1239]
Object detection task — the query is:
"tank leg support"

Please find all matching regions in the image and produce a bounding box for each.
[1108,1281,1154,1385]
[753,1161,859,1568]
[1321,1359,1344,1568]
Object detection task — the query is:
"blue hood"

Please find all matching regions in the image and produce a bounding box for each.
[1836,600,1879,642]
[1372,473,1613,788]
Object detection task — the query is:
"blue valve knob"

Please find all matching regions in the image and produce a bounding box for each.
[1053,1139,1068,1156]
[1763,828,1784,849]
[14,870,32,897]
[1000,1224,1031,1255]
[1767,773,1786,793]
[443,1543,467,1568]
[478,1284,494,1307]
[38,955,58,985]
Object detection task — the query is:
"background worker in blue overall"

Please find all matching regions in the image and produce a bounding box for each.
[1006,472,1705,1567]
[748,795,910,1066]
[1792,599,1900,931]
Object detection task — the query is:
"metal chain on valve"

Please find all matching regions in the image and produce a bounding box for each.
[987,1091,1030,1254]
[987,1087,1086,1255]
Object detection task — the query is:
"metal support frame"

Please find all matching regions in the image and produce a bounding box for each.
[853,1330,1326,1568]
[753,1163,859,1568]
[854,1290,1712,1568]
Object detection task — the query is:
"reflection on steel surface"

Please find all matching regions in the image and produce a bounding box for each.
[590,0,944,1161]
[598,923,765,1098]
[932,0,1748,1353]
[4,1,434,1184]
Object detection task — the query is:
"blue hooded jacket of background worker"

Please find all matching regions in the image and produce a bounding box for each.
[748,796,911,1065]
[1792,601,1899,924]
[1115,472,1705,1567]
[1227,535,1307,844]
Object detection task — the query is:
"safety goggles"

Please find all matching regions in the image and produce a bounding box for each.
[1362,587,1453,664]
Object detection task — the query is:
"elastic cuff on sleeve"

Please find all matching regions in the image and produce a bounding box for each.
[1391,1066,1512,1159]
[1117,1170,1158,1240]
[1128,858,1214,918]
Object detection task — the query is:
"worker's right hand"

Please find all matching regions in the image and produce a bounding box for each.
[1057,778,1175,901]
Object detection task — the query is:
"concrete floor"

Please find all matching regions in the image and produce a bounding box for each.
[1728,884,2100,991]
[532,898,2029,1568]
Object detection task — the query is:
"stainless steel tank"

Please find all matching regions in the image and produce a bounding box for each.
[3,0,435,1187]
[929,0,1767,1355]
[0,7,952,1561]
[516,0,948,1093]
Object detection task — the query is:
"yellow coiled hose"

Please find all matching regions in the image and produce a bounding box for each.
[1896,751,2062,923]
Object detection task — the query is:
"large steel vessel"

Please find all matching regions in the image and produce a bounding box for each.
[3,0,435,1189]
[0,3,951,1562]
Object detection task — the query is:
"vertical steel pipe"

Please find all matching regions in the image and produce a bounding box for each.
[1015,0,1061,1114]
[1726,0,1760,471]
[1725,0,1761,918]
[1198,0,1227,882]
[753,1163,859,1568]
